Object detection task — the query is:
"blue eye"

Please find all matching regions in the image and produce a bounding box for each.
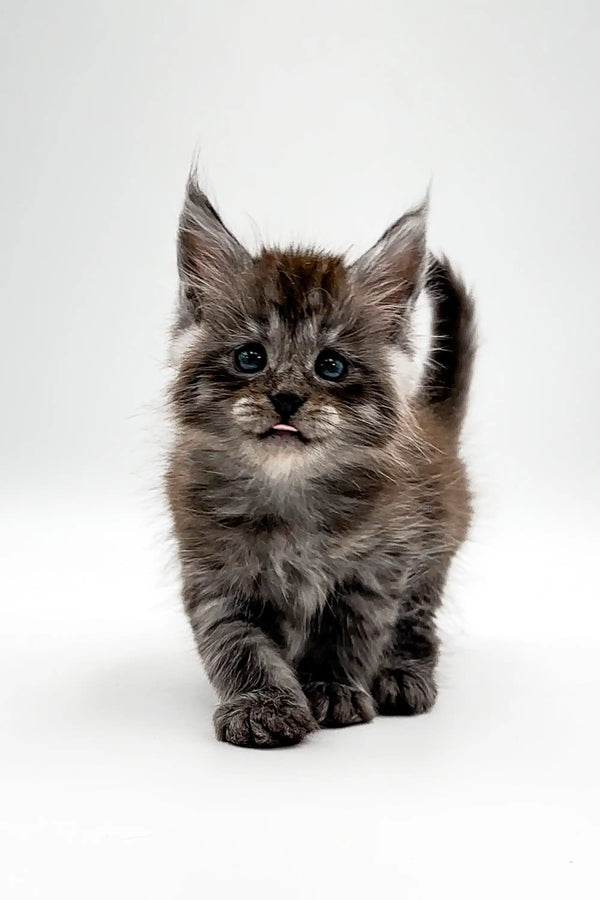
[315,349,348,381]
[234,343,267,374]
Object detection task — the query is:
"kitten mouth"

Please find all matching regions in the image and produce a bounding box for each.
[261,422,307,443]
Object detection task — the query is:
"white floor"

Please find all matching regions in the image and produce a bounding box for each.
[3,503,599,899]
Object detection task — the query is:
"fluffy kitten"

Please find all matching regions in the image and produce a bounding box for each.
[166,177,475,748]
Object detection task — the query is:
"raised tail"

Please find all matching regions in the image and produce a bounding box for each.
[421,254,476,429]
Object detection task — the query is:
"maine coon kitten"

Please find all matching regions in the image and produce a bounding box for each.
[166,177,475,748]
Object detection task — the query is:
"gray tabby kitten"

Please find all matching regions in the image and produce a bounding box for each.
[166,177,475,748]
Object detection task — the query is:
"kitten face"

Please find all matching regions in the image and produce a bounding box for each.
[170,180,429,478]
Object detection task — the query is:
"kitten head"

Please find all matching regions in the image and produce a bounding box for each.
[170,177,429,479]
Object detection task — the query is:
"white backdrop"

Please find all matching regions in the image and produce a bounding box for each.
[2,2,599,898]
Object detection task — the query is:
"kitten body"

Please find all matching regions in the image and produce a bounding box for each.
[166,179,475,747]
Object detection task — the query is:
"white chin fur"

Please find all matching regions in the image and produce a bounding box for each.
[259,446,309,481]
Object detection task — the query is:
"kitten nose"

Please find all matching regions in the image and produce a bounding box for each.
[269,392,306,421]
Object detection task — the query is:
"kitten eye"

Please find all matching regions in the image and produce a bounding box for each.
[315,349,348,382]
[234,342,267,374]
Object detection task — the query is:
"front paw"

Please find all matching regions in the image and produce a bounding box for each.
[372,667,437,715]
[214,689,316,748]
[303,682,375,728]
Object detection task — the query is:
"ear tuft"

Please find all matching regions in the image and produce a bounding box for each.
[176,174,250,326]
[350,194,429,319]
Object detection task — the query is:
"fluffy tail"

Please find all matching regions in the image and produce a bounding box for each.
[422,254,476,429]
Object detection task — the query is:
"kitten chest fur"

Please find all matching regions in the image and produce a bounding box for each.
[169,444,450,665]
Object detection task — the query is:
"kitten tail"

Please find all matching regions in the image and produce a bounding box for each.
[423,255,477,429]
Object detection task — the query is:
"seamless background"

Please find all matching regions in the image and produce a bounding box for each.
[2,2,599,898]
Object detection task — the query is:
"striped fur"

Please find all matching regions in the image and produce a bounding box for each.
[166,178,476,747]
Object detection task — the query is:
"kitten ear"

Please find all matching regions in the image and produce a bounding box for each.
[350,196,429,317]
[177,176,251,325]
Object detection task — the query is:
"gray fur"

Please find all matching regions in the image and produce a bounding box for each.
[166,178,475,747]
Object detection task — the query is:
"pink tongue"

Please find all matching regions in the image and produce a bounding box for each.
[271,423,298,433]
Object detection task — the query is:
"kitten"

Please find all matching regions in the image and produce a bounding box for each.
[166,177,475,748]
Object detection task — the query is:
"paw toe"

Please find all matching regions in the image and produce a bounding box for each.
[214,691,315,748]
[304,682,375,728]
[373,669,437,716]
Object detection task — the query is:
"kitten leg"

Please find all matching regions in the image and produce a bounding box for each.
[372,579,442,716]
[298,580,396,728]
[188,596,315,748]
